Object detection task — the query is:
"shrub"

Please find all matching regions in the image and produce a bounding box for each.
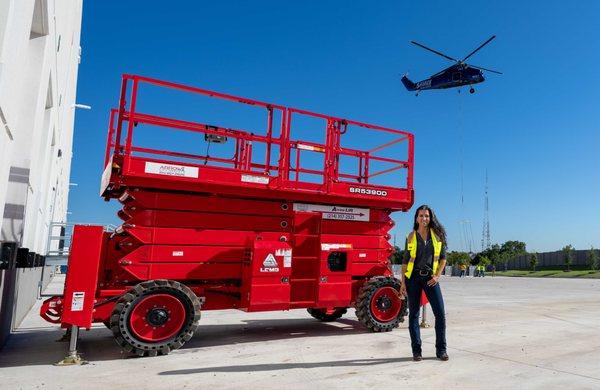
[587,247,599,270]
[529,252,538,271]
[562,245,574,272]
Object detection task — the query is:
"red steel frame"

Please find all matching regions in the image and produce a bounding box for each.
[43,74,415,331]
[102,74,414,209]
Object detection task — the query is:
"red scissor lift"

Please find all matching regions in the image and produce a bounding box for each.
[42,75,415,358]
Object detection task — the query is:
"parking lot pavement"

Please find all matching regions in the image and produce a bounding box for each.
[1,275,600,389]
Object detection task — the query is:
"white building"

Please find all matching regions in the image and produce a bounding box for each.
[0,0,83,255]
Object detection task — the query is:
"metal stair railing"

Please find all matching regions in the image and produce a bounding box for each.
[45,222,116,266]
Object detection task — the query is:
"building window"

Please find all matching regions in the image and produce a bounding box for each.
[45,76,53,109]
[30,0,49,39]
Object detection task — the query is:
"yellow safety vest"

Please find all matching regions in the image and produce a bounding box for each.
[404,229,442,279]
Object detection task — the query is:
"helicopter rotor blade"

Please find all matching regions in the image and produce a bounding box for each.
[462,35,496,62]
[410,40,458,62]
[470,64,503,75]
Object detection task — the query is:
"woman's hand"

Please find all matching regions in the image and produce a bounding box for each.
[399,283,407,297]
[427,275,440,287]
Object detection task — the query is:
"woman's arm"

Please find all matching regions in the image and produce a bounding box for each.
[400,264,408,296]
[436,259,446,277]
[427,258,446,286]
[399,239,409,296]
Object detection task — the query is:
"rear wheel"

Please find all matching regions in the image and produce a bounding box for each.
[355,276,407,332]
[307,307,347,322]
[110,279,201,357]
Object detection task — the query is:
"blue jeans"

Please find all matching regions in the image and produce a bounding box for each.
[406,274,447,355]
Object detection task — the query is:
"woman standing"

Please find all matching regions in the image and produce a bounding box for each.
[400,205,448,361]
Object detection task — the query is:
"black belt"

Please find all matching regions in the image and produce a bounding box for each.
[417,269,431,276]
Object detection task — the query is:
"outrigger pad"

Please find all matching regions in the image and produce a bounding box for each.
[55,352,88,366]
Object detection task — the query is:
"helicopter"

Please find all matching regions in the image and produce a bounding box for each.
[401,35,502,95]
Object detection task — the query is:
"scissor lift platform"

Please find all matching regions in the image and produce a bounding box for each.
[101,75,414,210]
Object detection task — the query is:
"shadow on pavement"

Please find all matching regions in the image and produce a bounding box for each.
[159,357,416,375]
[0,326,121,368]
[0,317,401,367]
[184,317,368,350]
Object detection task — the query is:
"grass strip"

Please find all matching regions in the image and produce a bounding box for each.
[493,269,600,278]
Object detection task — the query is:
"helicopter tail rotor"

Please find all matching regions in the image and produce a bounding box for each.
[400,75,417,91]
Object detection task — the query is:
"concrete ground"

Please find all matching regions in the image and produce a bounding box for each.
[1,275,599,390]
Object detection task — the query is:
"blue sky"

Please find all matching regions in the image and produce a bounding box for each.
[70,1,600,252]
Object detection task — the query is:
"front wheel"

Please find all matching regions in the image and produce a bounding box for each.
[110,279,202,357]
[355,276,407,332]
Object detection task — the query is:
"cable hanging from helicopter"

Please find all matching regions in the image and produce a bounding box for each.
[456,86,474,253]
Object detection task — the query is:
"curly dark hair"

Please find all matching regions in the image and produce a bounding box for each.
[412,204,447,244]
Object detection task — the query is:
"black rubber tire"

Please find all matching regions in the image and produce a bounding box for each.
[307,307,348,322]
[355,276,407,332]
[110,279,201,357]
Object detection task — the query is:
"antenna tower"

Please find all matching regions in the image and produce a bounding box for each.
[481,170,491,251]
[460,219,474,253]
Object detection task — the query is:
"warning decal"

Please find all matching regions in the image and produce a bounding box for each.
[297,144,325,153]
[321,243,353,251]
[263,253,278,267]
[260,253,279,272]
[283,256,292,268]
[100,157,112,195]
[293,203,370,222]
[276,249,293,268]
[145,162,199,178]
[241,174,269,185]
[71,292,85,312]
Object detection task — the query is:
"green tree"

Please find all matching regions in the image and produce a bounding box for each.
[480,244,501,261]
[473,253,488,265]
[478,255,490,267]
[500,240,527,271]
[587,247,599,270]
[529,252,538,271]
[562,245,574,272]
[498,251,511,271]
[480,244,502,274]
[447,251,470,266]
[501,240,527,254]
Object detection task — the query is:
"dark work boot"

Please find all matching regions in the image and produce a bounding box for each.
[436,351,449,361]
[413,353,422,361]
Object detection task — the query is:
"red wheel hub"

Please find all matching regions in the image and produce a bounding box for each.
[129,294,186,342]
[370,286,401,322]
